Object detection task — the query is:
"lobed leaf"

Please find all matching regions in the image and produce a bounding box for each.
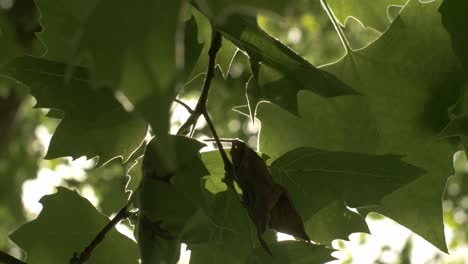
[9,187,138,264]
[259,0,463,251]
[0,56,147,165]
[327,0,408,32]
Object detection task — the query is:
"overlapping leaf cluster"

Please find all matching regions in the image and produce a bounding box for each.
[0,0,466,263]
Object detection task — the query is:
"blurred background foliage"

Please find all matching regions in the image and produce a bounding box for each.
[1,0,467,263]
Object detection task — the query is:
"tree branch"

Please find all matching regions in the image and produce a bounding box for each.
[0,251,26,264]
[177,30,222,136]
[70,204,131,264]
[176,29,235,186]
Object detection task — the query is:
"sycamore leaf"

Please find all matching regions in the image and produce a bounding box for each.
[0,56,147,165]
[137,136,208,263]
[0,0,44,64]
[216,14,357,116]
[73,0,188,171]
[271,147,424,209]
[9,187,138,264]
[327,0,408,32]
[269,147,423,244]
[259,0,462,251]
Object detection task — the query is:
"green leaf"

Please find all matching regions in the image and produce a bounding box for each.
[1,56,147,165]
[34,0,94,61]
[327,0,407,32]
[75,0,186,170]
[272,147,424,208]
[187,8,238,81]
[188,190,259,264]
[9,187,138,264]
[270,147,423,243]
[201,151,228,194]
[0,0,44,63]
[304,200,369,245]
[259,0,462,252]
[137,136,208,263]
[246,241,335,264]
[214,14,357,115]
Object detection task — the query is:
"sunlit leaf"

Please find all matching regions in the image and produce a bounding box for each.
[327,0,407,32]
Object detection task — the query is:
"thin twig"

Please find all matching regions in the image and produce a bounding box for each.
[177,30,222,136]
[0,251,26,264]
[321,0,352,54]
[70,204,131,264]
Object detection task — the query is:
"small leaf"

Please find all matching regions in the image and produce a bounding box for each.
[9,187,138,264]
[1,57,147,165]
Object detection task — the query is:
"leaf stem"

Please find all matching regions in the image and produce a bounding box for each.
[70,203,131,264]
[174,98,194,114]
[0,251,26,264]
[321,0,352,54]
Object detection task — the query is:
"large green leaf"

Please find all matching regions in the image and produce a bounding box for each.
[0,0,44,64]
[327,0,408,32]
[9,187,138,264]
[271,147,424,208]
[259,0,462,252]
[72,0,188,170]
[269,147,422,244]
[0,57,147,165]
